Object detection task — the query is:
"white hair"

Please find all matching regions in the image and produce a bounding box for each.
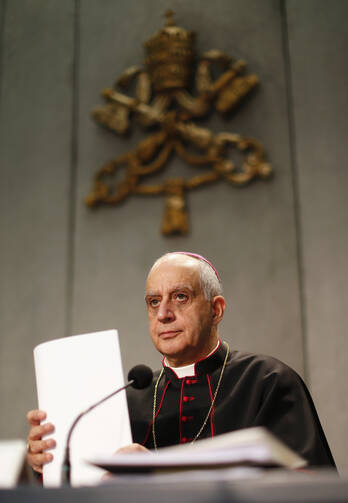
[197,258,223,300]
[149,253,223,301]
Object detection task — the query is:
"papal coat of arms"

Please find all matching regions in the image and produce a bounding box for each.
[86,11,272,235]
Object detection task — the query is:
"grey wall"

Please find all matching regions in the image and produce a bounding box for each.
[0,0,347,471]
[286,0,348,473]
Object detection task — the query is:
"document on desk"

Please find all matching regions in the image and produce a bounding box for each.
[0,440,26,488]
[34,329,132,487]
[90,427,306,473]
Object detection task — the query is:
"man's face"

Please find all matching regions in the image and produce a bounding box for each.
[145,256,217,366]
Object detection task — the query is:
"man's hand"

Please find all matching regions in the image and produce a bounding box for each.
[101,443,149,481]
[26,410,56,473]
[116,443,149,454]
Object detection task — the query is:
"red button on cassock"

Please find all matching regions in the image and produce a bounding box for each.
[183,396,195,402]
[186,379,198,385]
[181,415,194,422]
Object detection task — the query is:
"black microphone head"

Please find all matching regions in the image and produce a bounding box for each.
[128,364,153,389]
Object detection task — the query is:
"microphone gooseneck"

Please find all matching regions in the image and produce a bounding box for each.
[62,364,153,485]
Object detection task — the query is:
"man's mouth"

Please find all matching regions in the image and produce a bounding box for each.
[159,330,182,339]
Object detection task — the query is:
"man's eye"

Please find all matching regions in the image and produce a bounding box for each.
[149,299,160,307]
[176,293,188,302]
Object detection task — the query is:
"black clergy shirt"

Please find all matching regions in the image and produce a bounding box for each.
[126,341,336,468]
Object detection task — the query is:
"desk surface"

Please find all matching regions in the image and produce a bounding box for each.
[1,469,347,503]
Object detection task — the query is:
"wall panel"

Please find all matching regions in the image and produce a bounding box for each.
[0,1,4,94]
[73,0,303,377]
[287,0,348,471]
[0,0,75,437]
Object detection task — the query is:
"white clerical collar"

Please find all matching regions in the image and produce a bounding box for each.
[164,341,220,378]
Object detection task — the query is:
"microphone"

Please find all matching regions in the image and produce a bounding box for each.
[62,364,153,485]
[128,364,153,389]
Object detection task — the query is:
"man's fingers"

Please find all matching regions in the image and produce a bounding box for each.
[28,423,55,441]
[27,452,53,467]
[26,410,46,426]
[29,438,56,454]
[32,465,43,474]
[26,409,55,473]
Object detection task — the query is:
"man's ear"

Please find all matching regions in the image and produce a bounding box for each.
[211,296,225,325]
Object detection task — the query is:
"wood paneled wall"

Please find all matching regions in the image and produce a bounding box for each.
[0,0,347,471]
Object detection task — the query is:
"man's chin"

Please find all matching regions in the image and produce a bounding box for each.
[156,335,186,358]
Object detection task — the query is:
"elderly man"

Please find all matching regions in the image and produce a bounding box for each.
[27,252,335,472]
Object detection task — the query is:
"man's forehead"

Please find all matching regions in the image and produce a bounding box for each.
[146,257,201,292]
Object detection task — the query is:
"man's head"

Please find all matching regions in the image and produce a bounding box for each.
[145,252,225,366]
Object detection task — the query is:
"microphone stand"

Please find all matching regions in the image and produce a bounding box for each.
[62,380,134,485]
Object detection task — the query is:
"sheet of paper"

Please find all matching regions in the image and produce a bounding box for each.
[34,329,132,487]
[0,440,26,488]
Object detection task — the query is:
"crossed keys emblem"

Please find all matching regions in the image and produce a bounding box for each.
[86,11,272,235]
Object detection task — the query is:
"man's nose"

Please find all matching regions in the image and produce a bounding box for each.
[157,301,175,323]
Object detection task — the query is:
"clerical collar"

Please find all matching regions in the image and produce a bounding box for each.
[163,340,221,378]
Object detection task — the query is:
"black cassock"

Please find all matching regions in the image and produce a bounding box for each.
[127,341,335,468]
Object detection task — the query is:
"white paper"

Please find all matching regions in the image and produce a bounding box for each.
[91,427,306,473]
[91,446,272,469]
[34,329,132,487]
[0,440,26,488]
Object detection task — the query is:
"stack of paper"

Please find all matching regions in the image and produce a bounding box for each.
[90,427,306,474]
